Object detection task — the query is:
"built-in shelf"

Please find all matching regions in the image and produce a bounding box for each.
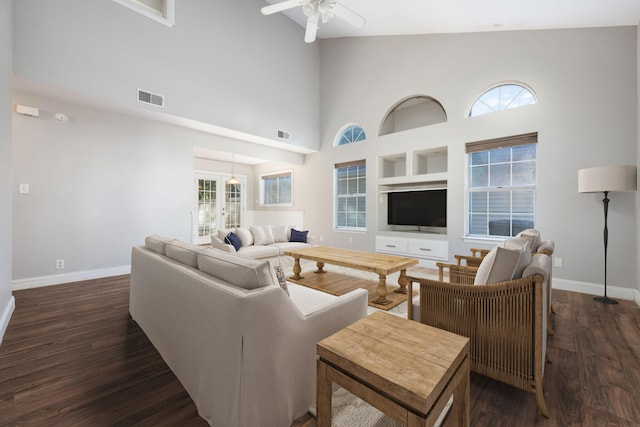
[377,146,448,184]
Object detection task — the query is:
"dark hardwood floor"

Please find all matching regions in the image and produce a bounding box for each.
[0,275,639,426]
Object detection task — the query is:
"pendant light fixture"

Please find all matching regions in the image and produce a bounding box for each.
[226,153,240,185]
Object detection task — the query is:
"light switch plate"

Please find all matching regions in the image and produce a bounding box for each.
[19,183,29,194]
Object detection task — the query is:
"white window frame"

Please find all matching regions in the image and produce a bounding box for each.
[467,82,537,118]
[259,170,293,207]
[113,0,175,27]
[334,160,367,231]
[334,123,367,147]
[464,133,537,239]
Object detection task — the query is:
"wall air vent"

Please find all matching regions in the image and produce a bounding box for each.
[137,89,164,108]
[277,130,290,140]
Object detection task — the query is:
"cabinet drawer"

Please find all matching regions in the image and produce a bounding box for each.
[407,239,448,260]
[375,236,407,253]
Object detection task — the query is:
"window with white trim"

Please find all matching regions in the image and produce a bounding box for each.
[469,83,536,117]
[466,133,537,238]
[334,160,366,230]
[335,124,366,146]
[259,170,293,206]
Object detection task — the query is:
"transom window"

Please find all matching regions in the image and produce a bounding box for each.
[336,125,366,146]
[334,160,366,230]
[259,170,293,206]
[469,83,536,117]
[466,133,537,238]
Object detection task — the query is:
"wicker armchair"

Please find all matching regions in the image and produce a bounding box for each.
[407,256,550,417]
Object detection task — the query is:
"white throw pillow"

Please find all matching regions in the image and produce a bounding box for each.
[216,228,233,241]
[473,246,523,285]
[251,225,275,245]
[234,227,254,247]
[271,225,289,243]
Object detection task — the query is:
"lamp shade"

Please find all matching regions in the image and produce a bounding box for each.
[578,165,637,193]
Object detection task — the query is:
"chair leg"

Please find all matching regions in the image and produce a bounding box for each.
[547,311,555,335]
[534,382,549,418]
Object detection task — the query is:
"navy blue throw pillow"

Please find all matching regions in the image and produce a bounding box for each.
[224,231,242,252]
[289,228,308,243]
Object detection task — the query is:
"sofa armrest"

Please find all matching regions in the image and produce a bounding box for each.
[210,235,235,253]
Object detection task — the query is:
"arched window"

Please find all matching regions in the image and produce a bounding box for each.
[469,83,536,117]
[335,124,366,146]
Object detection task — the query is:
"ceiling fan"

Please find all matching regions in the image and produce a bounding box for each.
[261,0,366,43]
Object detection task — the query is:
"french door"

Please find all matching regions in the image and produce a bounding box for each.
[193,173,245,244]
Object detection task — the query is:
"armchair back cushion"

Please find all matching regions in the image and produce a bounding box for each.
[474,246,523,285]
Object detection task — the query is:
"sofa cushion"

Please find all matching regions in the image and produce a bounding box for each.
[269,241,311,256]
[236,245,280,259]
[235,227,254,247]
[145,235,174,255]
[537,240,555,255]
[271,225,290,243]
[473,246,523,285]
[273,265,290,296]
[216,228,234,241]
[165,240,203,268]
[251,226,275,245]
[197,248,278,289]
[289,228,308,243]
[224,232,243,252]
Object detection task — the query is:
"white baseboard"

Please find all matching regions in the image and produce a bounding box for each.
[12,265,131,291]
[553,278,638,303]
[0,295,15,345]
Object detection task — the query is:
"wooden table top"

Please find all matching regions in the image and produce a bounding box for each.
[317,311,469,415]
[283,246,418,275]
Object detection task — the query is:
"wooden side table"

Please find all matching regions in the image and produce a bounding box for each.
[316,312,470,427]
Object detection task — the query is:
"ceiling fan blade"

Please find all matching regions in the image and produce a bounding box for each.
[332,2,365,28]
[304,15,319,43]
[261,0,304,16]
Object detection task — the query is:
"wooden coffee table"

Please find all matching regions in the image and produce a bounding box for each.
[283,246,418,305]
[317,312,470,427]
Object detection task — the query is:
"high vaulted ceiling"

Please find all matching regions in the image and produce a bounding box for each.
[263,0,640,39]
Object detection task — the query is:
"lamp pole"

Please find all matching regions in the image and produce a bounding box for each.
[594,191,617,304]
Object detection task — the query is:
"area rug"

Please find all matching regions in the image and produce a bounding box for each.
[308,386,402,427]
[285,263,437,312]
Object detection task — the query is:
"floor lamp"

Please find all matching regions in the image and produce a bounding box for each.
[578,165,637,304]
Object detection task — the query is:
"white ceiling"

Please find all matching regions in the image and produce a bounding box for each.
[263,0,640,39]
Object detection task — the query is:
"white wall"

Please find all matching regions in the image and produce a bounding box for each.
[637,25,640,302]
[306,27,638,290]
[0,0,15,343]
[11,92,301,285]
[13,0,320,152]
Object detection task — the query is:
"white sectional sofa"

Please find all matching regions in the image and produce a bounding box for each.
[130,235,368,427]
[210,225,311,263]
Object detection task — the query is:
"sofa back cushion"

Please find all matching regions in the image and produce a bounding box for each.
[474,246,524,285]
[165,240,203,268]
[235,227,254,247]
[145,235,175,255]
[271,225,290,243]
[198,248,278,290]
[251,226,275,245]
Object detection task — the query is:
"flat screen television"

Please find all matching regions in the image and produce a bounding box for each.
[387,189,447,229]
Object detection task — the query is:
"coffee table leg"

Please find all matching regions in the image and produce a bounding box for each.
[395,269,408,294]
[290,256,303,280]
[314,261,326,274]
[317,360,332,427]
[373,274,391,305]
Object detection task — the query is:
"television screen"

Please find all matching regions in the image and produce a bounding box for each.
[387,189,447,228]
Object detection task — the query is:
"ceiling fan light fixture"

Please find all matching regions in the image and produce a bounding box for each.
[302,1,316,18]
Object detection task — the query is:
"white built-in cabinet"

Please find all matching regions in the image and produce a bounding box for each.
[375,236,449,268]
